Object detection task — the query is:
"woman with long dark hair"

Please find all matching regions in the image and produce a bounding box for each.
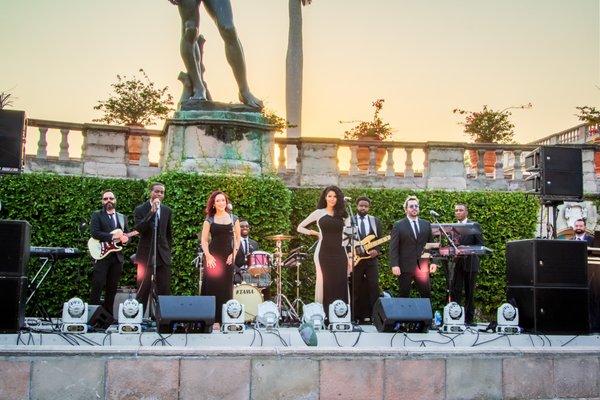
[297,185,350,308]
[200,190,241,326]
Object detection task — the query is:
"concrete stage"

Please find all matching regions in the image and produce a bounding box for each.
[0,324,599,400]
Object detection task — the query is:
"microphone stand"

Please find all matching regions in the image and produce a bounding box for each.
[147,203,159,320]
[430,213,458,303]
[344,200,359,323]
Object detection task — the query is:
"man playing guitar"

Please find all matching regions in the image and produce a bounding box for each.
[89,190,131,316]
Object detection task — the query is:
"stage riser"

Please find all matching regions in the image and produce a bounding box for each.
[0,351,598,400]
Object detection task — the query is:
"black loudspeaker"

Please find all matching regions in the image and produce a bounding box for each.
[88,305,116,330]
[0,110,26,174]
[506,239,587,287]
[525,146,582,202]
[0,220,31,277]
[0,276,27,332]
[372,297,432,333]
[507,286,590,334]
[156,295,215,333]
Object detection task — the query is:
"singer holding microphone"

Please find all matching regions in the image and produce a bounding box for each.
[134,182,173,313]
[199,190,241,327]
[297,186,351,309]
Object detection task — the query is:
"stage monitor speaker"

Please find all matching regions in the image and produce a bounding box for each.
[507,286,590,334]
[0,220,31,277]
[88,305,116,330]
[156,295,215,333]
[0,276,27,333]
[0,109,26,174]
[372,297,432,333]
[506,239,587,287]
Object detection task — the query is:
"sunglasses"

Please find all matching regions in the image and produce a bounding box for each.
[407,204,419,209]
[103,197,115,200]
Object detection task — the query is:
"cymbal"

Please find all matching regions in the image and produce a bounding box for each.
[266,234,293,241]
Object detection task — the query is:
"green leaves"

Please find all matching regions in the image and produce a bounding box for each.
[93,69,174,126]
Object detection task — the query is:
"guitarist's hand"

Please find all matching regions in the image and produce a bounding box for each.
[368,250,378,258]
[120,234,129,244]
[111,229,124,239]
[430,263,438,273]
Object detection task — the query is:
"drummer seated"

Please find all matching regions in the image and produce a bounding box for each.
[234,219,260,282]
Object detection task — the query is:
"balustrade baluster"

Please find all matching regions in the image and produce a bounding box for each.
[59,128,70,160]
[349,145,359,175]
[277,143,287,173]
[368,146,377,175]
[477,148,486,178]
[36,127,48,159]
[494,149,504,180]
[512,150,522,180]
[139,136,150,167]
[385,147,395,177]
[404,148,414,178]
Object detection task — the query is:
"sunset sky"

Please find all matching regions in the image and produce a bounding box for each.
[1,0,599,147]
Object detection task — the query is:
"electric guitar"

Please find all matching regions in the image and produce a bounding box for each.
[88,229,139,260]
[351,234,391,264]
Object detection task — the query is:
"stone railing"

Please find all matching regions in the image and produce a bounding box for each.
[531,123,599,145]
[26,119,163,179]
[23,119,600,192]
[274,137,600,191]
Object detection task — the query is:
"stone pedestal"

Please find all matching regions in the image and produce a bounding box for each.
[162,110,275,175]
[82,128,127,177]
[426,146,467,190]
[299,142,339,187]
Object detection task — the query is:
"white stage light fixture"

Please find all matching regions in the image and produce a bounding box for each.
[328,300,352,332]
[496,303,521,334]
[441,302,466,333]
[61,297,89,333]
[302,302,326,330]
[222,299,245,333]
[118,298,143,334]
[255,301,279,330]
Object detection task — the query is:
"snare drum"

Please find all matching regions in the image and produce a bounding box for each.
[246,251,272,277]
[233,284,264,322]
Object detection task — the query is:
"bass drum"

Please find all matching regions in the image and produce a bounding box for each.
[233,284,264,322]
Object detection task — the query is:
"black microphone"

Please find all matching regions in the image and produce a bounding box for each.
[430,210,440,218]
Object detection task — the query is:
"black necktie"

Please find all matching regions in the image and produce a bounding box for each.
[360,216,367,238]
[244,238,249,254]
[109,214,117,229]
[412,220,419,239]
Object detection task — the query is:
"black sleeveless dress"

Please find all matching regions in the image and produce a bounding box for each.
[318,214,349,307]
[201,220,235,323]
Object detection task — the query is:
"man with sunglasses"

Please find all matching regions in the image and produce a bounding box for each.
[390,196,438,298]
[90,190,131,315]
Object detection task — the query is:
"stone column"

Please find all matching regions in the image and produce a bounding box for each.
[426,146,467,190]
[299,141,339,187]
[582,148,597,193]
[82,126,128,177]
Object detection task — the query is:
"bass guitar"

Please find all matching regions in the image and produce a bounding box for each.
[351,234,391,264]
[88,229,139,260]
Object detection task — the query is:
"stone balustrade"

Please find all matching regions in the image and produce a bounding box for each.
[532,123,597,145]
[23,119,600,191]
[26,119,163,179]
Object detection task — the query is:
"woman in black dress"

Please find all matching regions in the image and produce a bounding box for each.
[297,185,351,308]
[200,190,241,325]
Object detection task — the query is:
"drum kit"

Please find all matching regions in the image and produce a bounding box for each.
[195,234,308,324]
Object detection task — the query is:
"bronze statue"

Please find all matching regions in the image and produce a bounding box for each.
[169,0,263,110]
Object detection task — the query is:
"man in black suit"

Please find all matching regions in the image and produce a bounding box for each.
[389,196,438,298]
[350,196,383,323]
[451,203,484,325]
[134,183,173,312]
[572,218,595,246]
[234,219,259,284]
[90,190,130,315]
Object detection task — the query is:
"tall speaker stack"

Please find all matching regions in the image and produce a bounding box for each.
[0,220,31,332]
[506,239,594,334]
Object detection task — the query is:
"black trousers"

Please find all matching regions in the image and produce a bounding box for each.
[136,262,171,314]
[451,266,477,323]
[350,260,379,321]
[397,263,431,298]
[90,254,123,315]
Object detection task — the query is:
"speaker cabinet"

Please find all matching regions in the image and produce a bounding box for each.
[0,110,26,174]
[0,220,31,277]
[0,276,27,332]
[156,295,215,333]
[506,239,587,287]
[507,286,590,334]
[524,146,583,202]
[372,297,432,333]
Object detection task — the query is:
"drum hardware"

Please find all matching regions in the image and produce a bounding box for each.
[283,251,308,315]
[267,234,300,322]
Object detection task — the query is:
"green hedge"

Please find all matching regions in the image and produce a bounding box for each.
[0,172,538,319]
